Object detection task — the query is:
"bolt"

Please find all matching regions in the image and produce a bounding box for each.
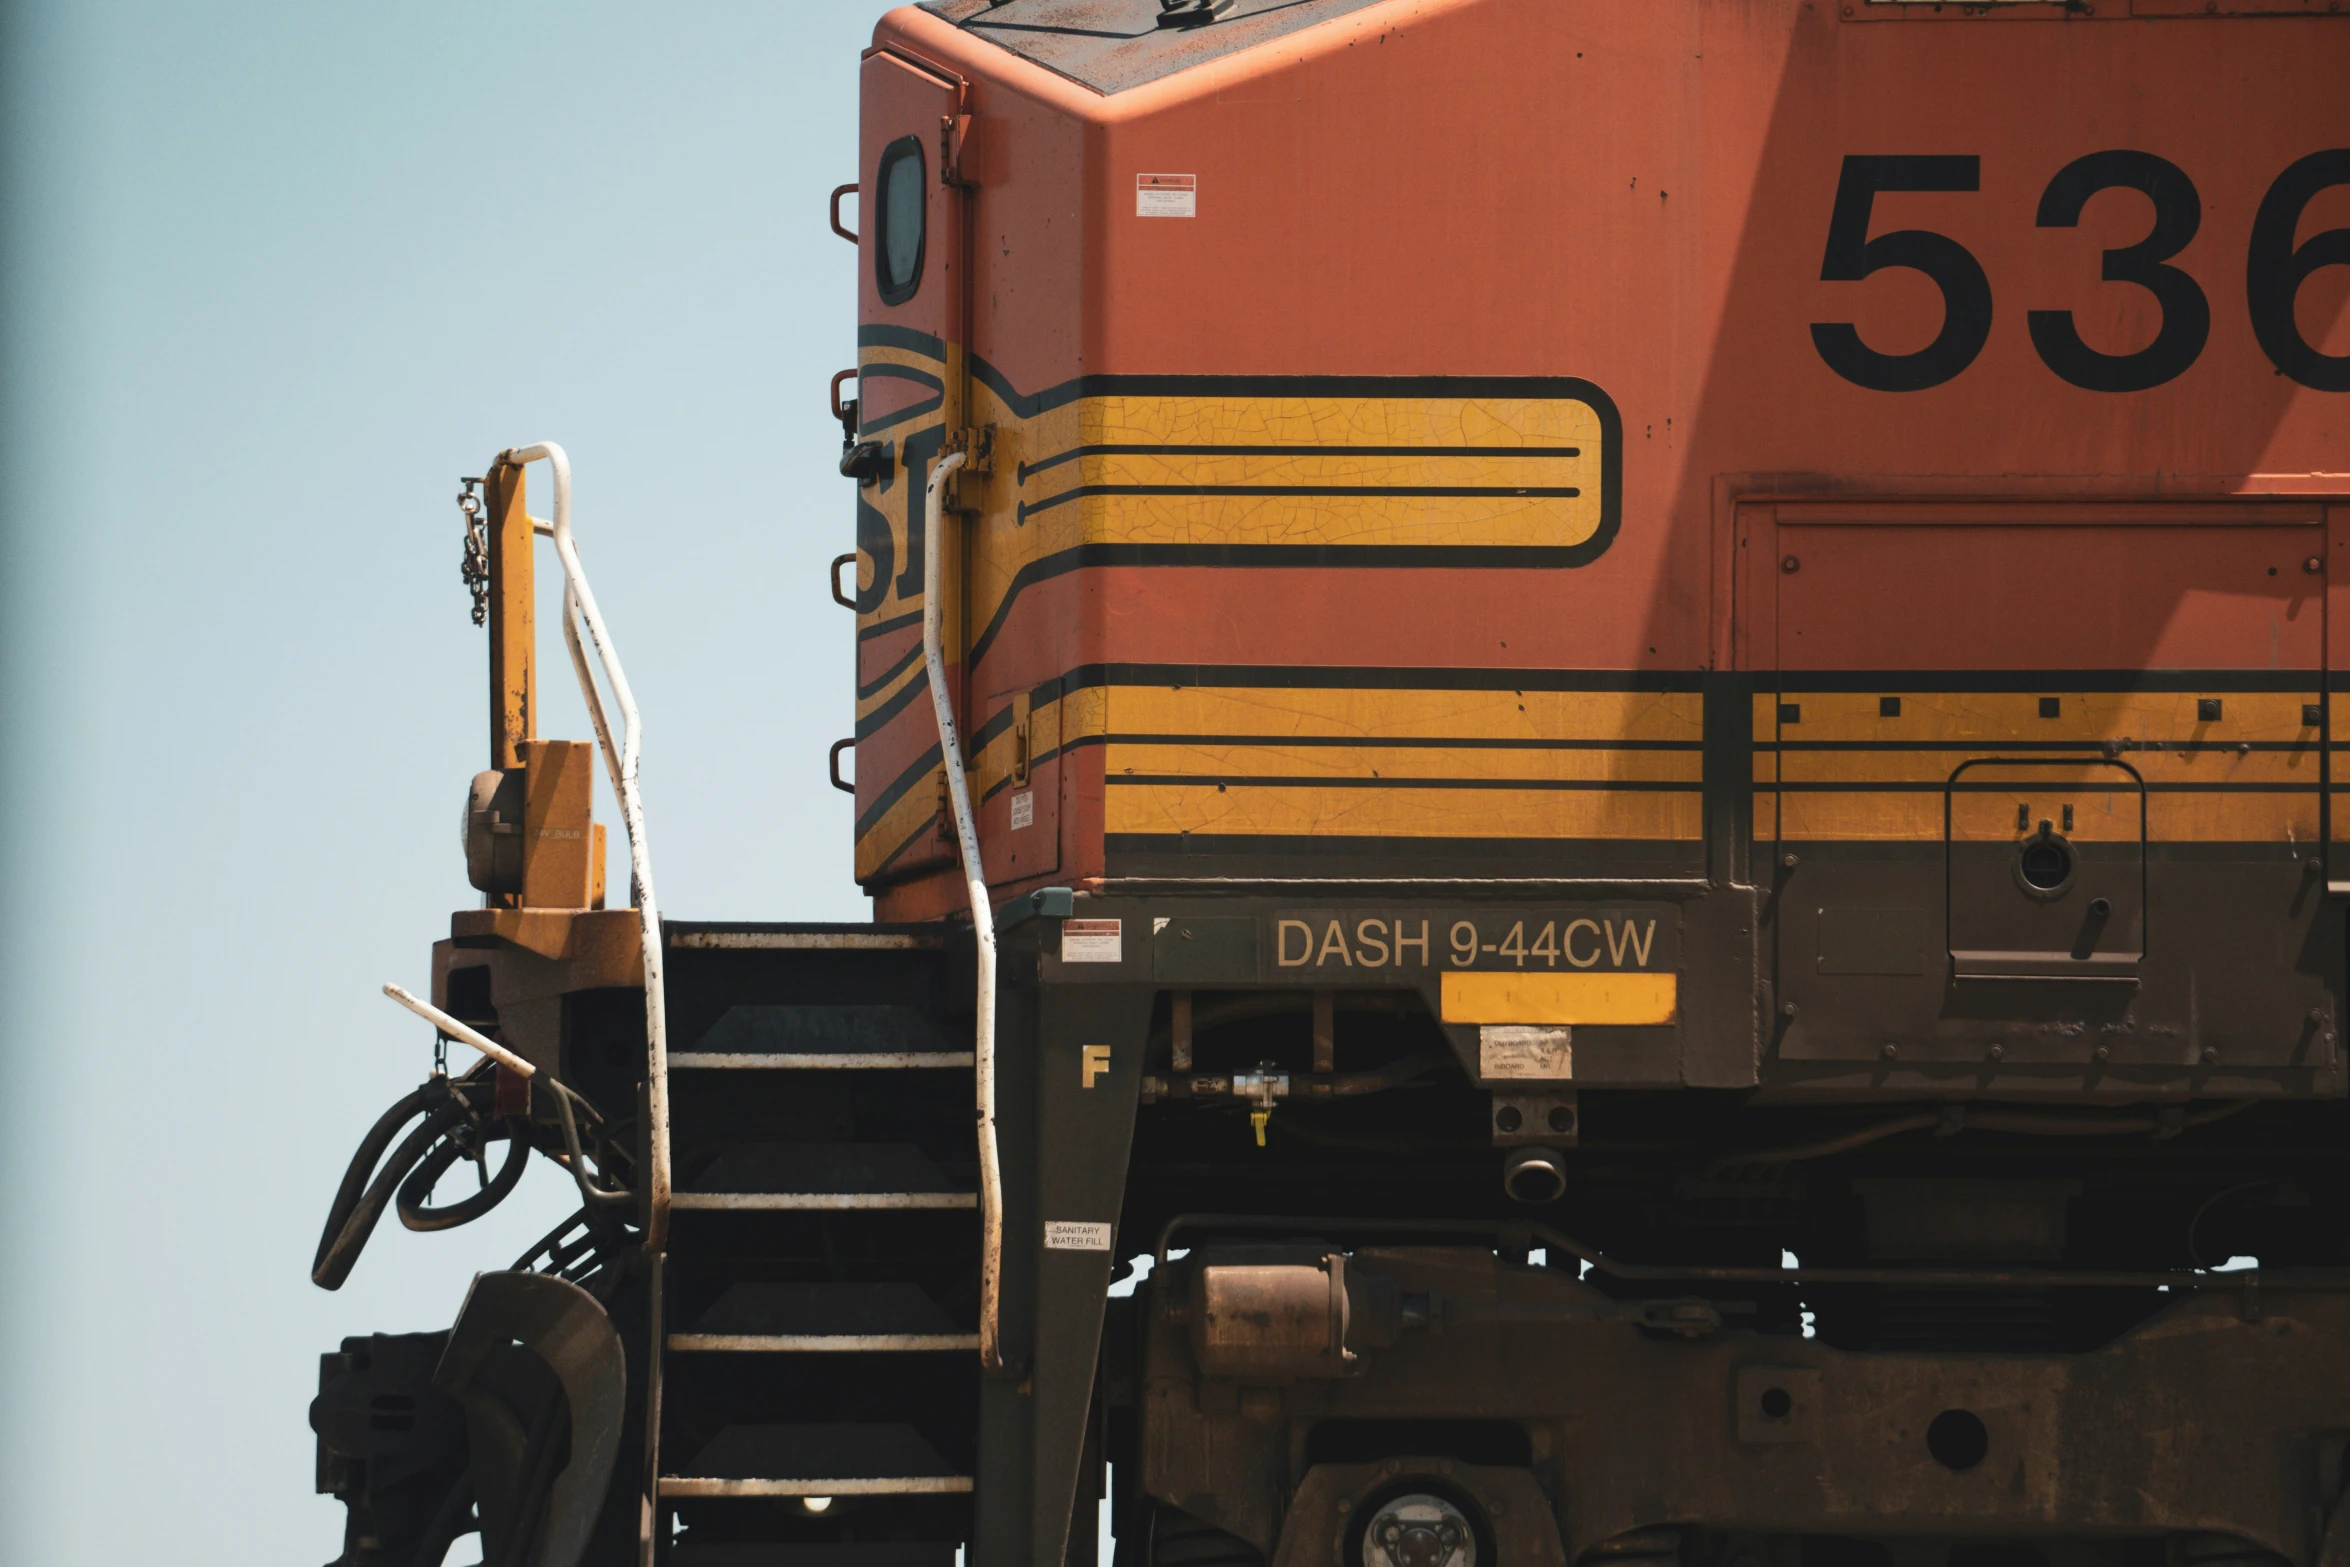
[1782,1001,1799,1019]
[2308,556,2325,574]
[2311,1009,2328,1025]
[1781,555,1801,574]
[1782,852,1800,869]
[1882,1043,1899,1060]
[2202,1047,2220,1064]
[2094,1044,2111,1062]
[1988,1044,2004,1061]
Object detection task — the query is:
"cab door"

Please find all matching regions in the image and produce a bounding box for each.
[850,51,967,887]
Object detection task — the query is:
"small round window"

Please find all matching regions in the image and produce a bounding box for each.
[875,136,925,306]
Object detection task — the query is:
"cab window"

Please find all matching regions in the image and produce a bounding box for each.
[875,136,925,305]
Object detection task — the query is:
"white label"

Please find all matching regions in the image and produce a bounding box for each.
[1137,173,1196,217]
[1480,1025,1573,1080]
[1060,918,1123,963]
[1045,1220,1113,1252]
[1010,790,1034,830]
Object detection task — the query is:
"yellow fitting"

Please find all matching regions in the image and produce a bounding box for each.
[1250,1108,1271,1147]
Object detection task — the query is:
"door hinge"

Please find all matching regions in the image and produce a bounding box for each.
[945,425,995,511]
[941,113,979,190]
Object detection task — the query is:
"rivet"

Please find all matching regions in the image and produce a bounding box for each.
[2306,556,2325,575]
[2094,1044,2111,1062]
[1782,1001,1800,1019]
[2202,1047,2220,1064]
[1988,1045,2004,1061]
[1782,852,1800,869]
[1882,1043,1899,1059]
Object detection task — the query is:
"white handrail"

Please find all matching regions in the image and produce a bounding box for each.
[503,442,672,1248]
[921,449,1004,1372]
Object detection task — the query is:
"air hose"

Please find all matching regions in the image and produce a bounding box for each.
[311,1071,527,1290]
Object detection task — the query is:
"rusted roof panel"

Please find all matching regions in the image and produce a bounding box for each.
[919,0,1390,95]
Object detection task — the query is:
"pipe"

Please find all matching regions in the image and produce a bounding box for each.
[1502,1147,1568,1204]
[382,983,631,1212]
[920,448,1003,1373]
[384,983,534,1077]
[501,442,671,1248]
[1153,1212,2350,1294]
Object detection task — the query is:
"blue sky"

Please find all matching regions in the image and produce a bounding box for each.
[0,6,901,1559]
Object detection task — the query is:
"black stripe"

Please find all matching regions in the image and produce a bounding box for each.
[858,323,945,358]
[1015,442,1582,483]
[1103,774,1698,793]
[1775,670,2320,693]
[1766,739,2316,753]
[860,393,943,436]
[969,361,1625,423]
[857,608,922,644]
[1101,832,1701,860]
[1103,732,1703,751]
[853,739,943,838]
[867,813,947,880]
[855,665,931,740]
[858,362,943,390]
[1769,780,2317,794]
[1017,483,1579,524]
[1064,662,1704,693]
[856,642,923,701]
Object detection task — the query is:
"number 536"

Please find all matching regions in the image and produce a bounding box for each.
[1811,150,2350,393]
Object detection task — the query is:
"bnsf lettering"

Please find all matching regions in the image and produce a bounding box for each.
[1276,914,1660,971]
[1813,149,2350,393]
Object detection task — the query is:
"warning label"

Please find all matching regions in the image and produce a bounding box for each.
[1061,919,1123,964]
[1136,173,1196,217]
[1010,790,1034,830]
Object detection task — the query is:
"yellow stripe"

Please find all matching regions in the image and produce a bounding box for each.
[1777,691,2315,744]
[1109,686,1699,743]
[1105,742,1700,785]
[1441,971,1679,1026]
[1104,783,1700,841]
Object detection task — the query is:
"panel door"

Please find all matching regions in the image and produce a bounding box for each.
[1764,501,2329,1077]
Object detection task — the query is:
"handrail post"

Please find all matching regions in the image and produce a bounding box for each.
[483,458,534,772]
[496,442,671,1253]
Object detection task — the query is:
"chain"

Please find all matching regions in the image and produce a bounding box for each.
[458,477,489,626]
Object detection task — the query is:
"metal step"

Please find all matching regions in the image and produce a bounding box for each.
[673,1143,977,1213]
[672,1003,972,1071]
[670,1546,955,1567]
[669,1282,977,1354]
[659,1423,973,1498]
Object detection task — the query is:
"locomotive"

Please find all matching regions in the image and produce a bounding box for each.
[307,3,2350,1566]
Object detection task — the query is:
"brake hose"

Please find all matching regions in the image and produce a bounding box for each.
[398,1116,531,1232]
[313,1072,523,1289]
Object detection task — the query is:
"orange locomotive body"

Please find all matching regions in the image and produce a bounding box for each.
[820,1,2350,1560]
[848,0,2350,1089]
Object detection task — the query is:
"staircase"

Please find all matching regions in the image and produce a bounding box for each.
[653,922,980,1564]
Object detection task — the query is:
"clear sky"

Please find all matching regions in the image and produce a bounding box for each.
[0,5,906,1559]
